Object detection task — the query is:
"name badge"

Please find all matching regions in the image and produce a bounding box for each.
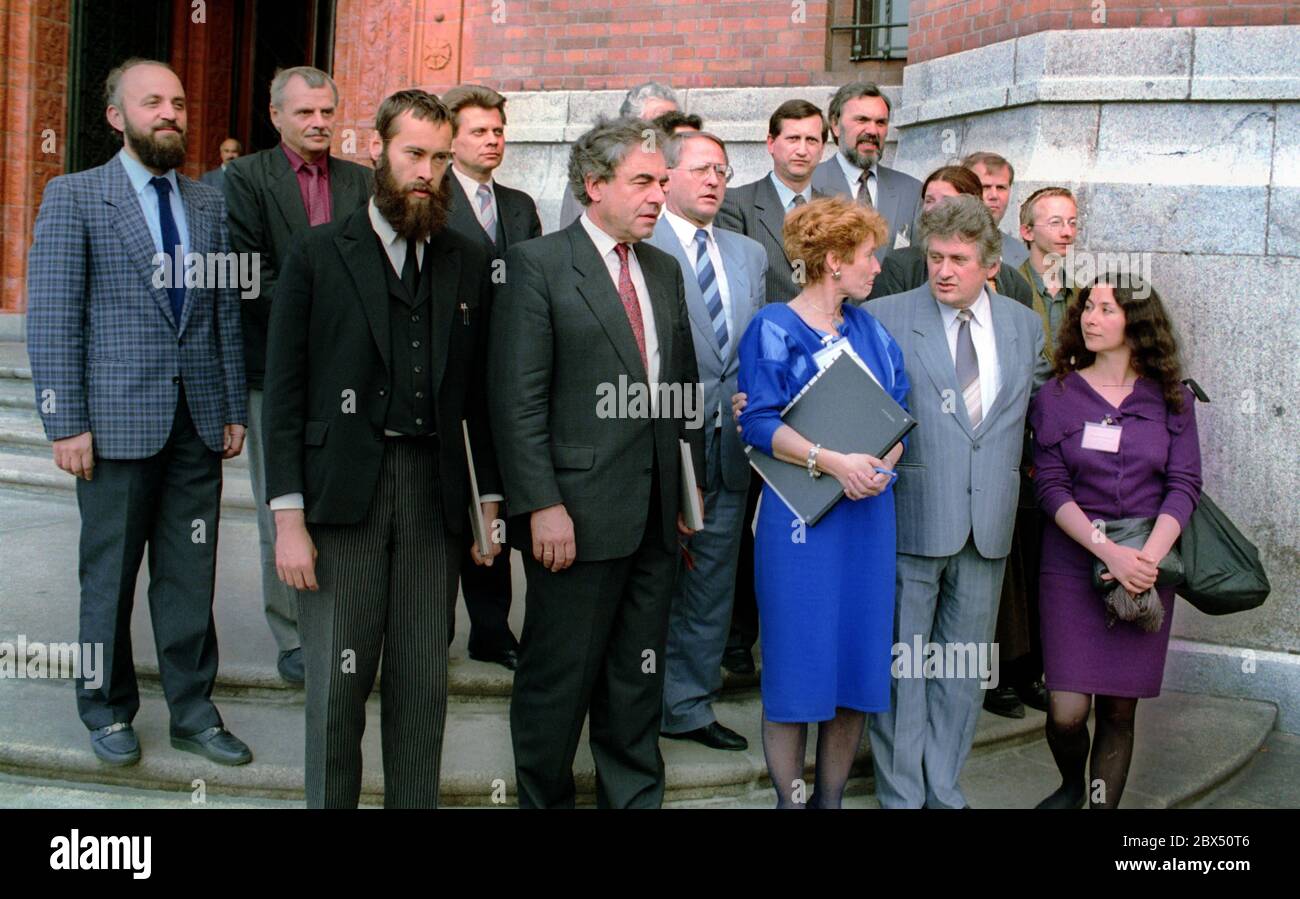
[1081,420,1122,453]
[812,335,850,371]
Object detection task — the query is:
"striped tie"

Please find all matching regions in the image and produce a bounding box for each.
[695,228,727,354]
[858,170,874,208]
[476,184,496,238]
[955,308,983,428]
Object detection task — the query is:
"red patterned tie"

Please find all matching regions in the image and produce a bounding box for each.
[613,243,648,371]
[304,163,329,226]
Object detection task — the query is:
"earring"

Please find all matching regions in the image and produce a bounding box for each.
[831,270,841,281]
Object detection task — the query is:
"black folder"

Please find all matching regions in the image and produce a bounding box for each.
[745,349,916,526]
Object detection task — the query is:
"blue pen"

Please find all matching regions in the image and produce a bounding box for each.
[874,467,898,481]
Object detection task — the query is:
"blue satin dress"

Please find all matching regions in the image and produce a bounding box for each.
[738,303,910,722]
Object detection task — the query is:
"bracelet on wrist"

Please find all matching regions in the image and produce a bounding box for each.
[806,444,822,478]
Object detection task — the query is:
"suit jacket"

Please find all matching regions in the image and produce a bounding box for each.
[646,216,766,492]
[27,155,246,459]
[1000,230,1029,270]
[869,284,1051,560]
[811,155,922,260]
[201,167,224,193]
[223,147,374,388]
[866,244,1035,307]
[488,219,706,561]
[447,174,542,257]
[716,175,822,304]
[262,205,500,529]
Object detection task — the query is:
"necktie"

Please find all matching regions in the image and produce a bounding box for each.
[303,163,329,226]
[694,229,728,354]
[401,238,420,299]
[613,243,648,371]
[790,194,806,212]
[476,184,497,239]
[955,308,982,428]
[857,170,874,208]
[149,176,185,325]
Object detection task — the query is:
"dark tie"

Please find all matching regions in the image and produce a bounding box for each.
[303,163,329,226]
[613,243,648,371]
[694,228,727,354]
[956,308,983,428]
[401,238,419,298]
[858,170,874,208]
[790,194,806,211]
[149,176,185,325]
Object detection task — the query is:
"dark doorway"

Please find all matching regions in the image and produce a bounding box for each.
[245,0,337,153]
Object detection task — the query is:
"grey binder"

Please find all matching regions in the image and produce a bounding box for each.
[745,349,916,525]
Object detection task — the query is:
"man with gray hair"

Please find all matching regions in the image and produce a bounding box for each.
[223,65,373,684]
[811,81,921,260]
[557,81,681,228]
[490,116,705,808]
[866,195,1051,808]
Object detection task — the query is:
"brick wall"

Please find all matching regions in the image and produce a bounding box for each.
[908,0,1297,63]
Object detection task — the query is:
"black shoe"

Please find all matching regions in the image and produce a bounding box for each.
[1015,677,1050,713]
[90,722,140,767]
[170,726,252,766]
[469,647,519,671]
[721,647,755,675]
[1035,782,1086,809]
[983,684,1026,719]
[277,648,305,685]
[662,721,748,751]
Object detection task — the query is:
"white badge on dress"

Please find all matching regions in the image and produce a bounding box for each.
[893,225,910,250]
[1081,420,1122,453]
[812,333,850,371]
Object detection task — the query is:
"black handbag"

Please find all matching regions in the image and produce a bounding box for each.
[1090,517,1184,591]
[1176,492,1271,615]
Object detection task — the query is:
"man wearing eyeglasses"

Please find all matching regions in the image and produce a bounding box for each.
[647,132,766,752]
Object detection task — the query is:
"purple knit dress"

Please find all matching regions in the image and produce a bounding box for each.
[1029,372,1202,698]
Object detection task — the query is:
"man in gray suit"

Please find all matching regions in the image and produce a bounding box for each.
[867,196,1051,809]
[223,66,374,684]
[963,151,1029,270]
[648,132,766,752]
[717,99,826,305]
[200,137,242,193]
[811,81,921,260]
[556,81,680,229]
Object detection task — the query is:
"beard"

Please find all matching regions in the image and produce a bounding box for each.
[373,149,450,244]
[124,116,187,172]
[841,136,881,170]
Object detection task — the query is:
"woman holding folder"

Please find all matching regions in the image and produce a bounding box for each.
[737,197,909,809]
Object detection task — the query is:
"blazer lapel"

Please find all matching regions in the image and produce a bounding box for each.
[500,189,530,249]
[175,176,211,336]
[571,224,649,381]
[105,158,177,330]
[655,219,721,364]
[427,231,460,396]
[753,177,792,268]
[913,291,975,439]
[269,150,311,234]
[336,207,391,376]
[716,231,752,365]
[328,156,367,217]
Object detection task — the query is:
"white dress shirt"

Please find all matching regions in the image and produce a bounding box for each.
[936,288,1001,423]
[663,208,732,427]
[451,165,498,235]
[580,212,661,413]
[835,151,877,208]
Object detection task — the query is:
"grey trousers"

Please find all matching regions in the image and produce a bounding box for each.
[661,430,747,733]
[246,388,299,653]
[867,537,1007,809]
[299,439,458,808]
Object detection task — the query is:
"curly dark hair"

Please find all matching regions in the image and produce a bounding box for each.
[1053,271,1186,413]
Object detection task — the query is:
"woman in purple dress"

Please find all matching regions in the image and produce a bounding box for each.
[1029,274,1201,809]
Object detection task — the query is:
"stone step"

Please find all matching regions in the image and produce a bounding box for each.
[0,675,1045,807]
[0,677,1275,808]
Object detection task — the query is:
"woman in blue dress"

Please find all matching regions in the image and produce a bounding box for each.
[737,197,910,808]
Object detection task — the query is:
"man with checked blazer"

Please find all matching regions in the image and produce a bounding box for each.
[26,58,251,767]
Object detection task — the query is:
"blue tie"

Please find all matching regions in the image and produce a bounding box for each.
[150,176,185,325]
[694,228,727,353]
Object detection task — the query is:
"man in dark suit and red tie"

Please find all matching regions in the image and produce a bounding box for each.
[490,117,706,808]
[223,66,374,685]
[27,58,250,768]
[440,83,543,671]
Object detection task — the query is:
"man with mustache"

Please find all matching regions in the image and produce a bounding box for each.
[812,81,922,260]
[491,117,705,808]
[648,131,766,752]
[27,58,250,767]
[223,66,374,686]
[262,89,501,808]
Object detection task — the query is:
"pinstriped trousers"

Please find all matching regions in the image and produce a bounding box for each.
[300,439,458,809]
